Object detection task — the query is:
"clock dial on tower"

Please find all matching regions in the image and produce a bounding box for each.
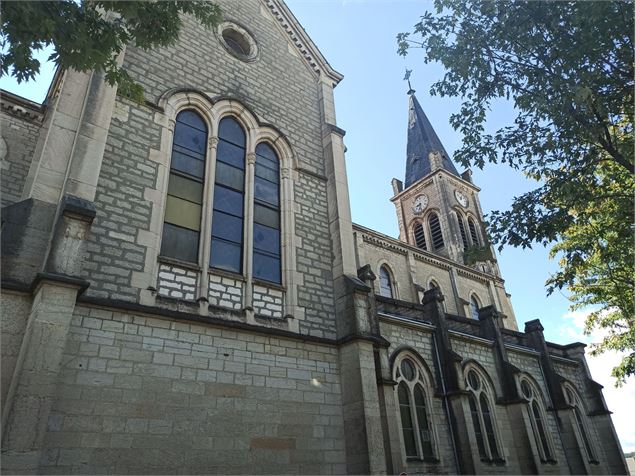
[412,194,429,214]
[454,189,468,207]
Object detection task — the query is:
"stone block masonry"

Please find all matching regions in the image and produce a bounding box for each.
[157,263,197,301]
[40,305,346,474]
[208,274,243,310]
[253,284,283,318]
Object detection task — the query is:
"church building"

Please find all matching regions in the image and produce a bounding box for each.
[0,0,627,473]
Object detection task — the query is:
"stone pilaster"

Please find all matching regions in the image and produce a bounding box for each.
[1,274,88,473]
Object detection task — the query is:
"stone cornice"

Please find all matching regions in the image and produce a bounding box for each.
[0,89,45,123]
[359,232,408,256]
[264,0,343,86]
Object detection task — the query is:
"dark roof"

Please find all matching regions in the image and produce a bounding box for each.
[404,93,459,187]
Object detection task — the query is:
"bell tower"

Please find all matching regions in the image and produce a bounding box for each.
[390,90,500,276]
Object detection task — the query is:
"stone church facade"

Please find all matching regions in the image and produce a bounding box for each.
[0,0,627,474]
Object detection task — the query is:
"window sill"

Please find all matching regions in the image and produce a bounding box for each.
[252,278,285,292]
[406,457,440,464]
[209,267,246,282]
[540,459,558,465]
[480,457,506,466]
[158,255,201,272]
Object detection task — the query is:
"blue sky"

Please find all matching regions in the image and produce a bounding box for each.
[1,0,632,452]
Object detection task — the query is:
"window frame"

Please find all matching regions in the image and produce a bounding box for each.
[427,211,445,251]
[393,352,439,463]
[464,365,505,464]
[153,94,296,316]
[518,376,556,463]
[378,264,395,298]
[563,383,598,463]
[469,294,481,320]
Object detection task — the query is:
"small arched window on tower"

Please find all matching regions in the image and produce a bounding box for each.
[414,222,427,250]
[161,110,208,263]
[468,217,480,247]
[564,384,597,463]
[457,213,469,250]
[470,295,480,320]
[394,354,436,460]
[428,213,444,250]
[519,377,555,463]
[465,367,503,462]
[379,265,394,298]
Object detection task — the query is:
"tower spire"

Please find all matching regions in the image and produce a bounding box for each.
[404,93,460,188]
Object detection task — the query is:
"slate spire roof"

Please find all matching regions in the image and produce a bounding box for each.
[404,92,459,188]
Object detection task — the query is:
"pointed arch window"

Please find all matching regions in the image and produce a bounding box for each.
[428,213,444,250]
[519,378,555,462]
[210,117,246,273]
[457,213,469,250]
[394,355,436,460]
[465,367,503,462]
[468,217,480,247]
[564,384,597,462]
[253,143,281,283]
[161,110,208,263]
[379,265,394,298]
[413,222,427,250]
[470,295,480,320]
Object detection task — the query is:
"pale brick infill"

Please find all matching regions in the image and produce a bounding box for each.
[253,284,283,318]
[157,263,198,301]
[208,273,243,310]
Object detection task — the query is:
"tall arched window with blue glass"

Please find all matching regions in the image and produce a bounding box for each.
[209,117,246,273]
[253,143,281,283]
[161,110,208,262]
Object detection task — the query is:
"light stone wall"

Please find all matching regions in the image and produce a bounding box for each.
[157,263,197,301]
[253,284,284,318]
[208,273,243,311]
[0,103,42,207]
[40,304,346,474]
[0,291,32,412]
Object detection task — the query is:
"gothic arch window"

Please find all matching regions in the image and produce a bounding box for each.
[464,365,503,462]
[393,353,437,460]
[428,212,444,250]
[468,217,480,247]
[456,212,469,250]
[210,116,246,273]
[379,265,394,298]
[470,294,481,320]
[413,222,427,250]
[161,110,208,263]
[519,376,555,462]
[253,142,281,283]
[563,383,597,462]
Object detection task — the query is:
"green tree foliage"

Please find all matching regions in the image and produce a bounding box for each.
[1,1,222,101]
[398,0,634,383]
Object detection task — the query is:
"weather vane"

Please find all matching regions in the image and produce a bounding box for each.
[404,69,415,95]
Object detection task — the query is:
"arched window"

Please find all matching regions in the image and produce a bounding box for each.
[413,222,427,250]
[161,110,208,262]
[465,367,502,462]
[470,295,480,320]
[428,213,444,250]
[253,143,281,283]
[379,265,394,298]
[564,384,596,462]
[457,213,469,250]
[519,377,554,462]
[468,217,480,247]
[394,354,436,460]
[210,117,246,273]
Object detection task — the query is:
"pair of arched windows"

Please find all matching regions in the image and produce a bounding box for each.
[394,354,436,460]
[161,111,281,283]
[412,212,444,252]
[456,212,480,250]
[519,377,555,462]
[465,366,503,462]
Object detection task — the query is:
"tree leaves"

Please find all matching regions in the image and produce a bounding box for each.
[1,1,222,102]
[400,0,634,384]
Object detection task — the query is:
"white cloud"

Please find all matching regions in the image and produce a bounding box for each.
[559,308,635,453]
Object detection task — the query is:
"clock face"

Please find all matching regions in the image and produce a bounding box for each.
[412,194,429,214]
[455,189,469,207]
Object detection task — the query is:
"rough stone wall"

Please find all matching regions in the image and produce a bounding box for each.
[0,108,41,207]
[379,321,459,474]
[41,305,346,474]
[0,291,31,413]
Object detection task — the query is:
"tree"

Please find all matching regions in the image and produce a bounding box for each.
[398,0,634,384]
[1,1,222,101]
